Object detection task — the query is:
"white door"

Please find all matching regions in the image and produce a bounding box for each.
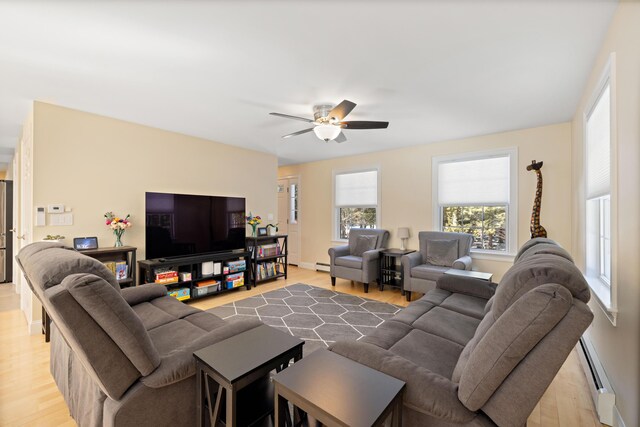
[277,178,300,265]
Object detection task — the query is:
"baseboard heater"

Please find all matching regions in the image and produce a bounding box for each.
[577,336,615,426]
[315,262,330,272]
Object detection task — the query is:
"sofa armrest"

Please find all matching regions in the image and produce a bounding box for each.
[141,318,263,388]
[436,275,497,300]
[120,283,168,306]
[452,255,472,271]
[361,249,384,283]
[401,251,423,289]
[328,245,350,276]
[328,245,350,261]
[329,341,477,423]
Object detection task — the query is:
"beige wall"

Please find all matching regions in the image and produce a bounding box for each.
[32,102,277,258]
[571,2,640,425]
[279,122,572,281]
[28,102,277,318]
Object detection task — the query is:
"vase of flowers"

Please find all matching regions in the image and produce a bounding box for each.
[104,212,132,247]
[246,212,262,237]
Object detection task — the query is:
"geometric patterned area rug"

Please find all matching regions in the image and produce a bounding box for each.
[207,283,402,356]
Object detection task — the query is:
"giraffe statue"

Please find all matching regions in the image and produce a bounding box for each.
[527,160,548,238]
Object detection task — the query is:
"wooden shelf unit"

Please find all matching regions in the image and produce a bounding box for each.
[246,234,288,286]
[80,246,137,287]
[138,250,251,302]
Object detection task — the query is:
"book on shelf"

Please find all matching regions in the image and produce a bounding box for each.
[155,270,178,284]
[115,261,128,280]
[257,261,283,280]
[103,261,116,275]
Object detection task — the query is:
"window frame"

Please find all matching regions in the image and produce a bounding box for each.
[432,148,518,258]
[583,53,617,325]
[332,167,381,242]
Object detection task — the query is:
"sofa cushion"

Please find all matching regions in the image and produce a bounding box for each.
[426,239,459,267]
[62,273,160,376]
[19,246,120,292]
[495,254,590,317]
[411,264,449,281]
[389,329,464,378]
[352,235,378,256]
[412,307,481,346]
[334,255,363,269]
[458,284,573,410]
[440,293,488,320]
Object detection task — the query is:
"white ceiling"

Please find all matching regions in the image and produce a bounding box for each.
[0,1,618,168]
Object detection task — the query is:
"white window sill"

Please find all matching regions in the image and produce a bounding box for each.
[470,250,515,263]
[584,274,617,326]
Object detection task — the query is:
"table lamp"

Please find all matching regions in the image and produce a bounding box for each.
[397,227,410,250]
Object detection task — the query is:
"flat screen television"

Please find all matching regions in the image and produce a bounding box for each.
[145,192,246,260]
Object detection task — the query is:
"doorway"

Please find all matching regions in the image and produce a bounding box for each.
[277,177,299,265]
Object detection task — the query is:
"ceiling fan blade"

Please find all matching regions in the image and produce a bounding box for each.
[282,128,315,139]
[340,121,389,130]
[328,100,356,121]
[270,112,314,123]
[334,132,347,143]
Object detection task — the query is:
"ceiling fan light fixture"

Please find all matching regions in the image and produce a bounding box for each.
[313,124,341,142]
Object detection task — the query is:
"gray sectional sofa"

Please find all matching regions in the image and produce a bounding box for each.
[330,238,593,426]
[17,242,262,427]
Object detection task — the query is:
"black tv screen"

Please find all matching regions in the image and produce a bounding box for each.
[145,192,246,260]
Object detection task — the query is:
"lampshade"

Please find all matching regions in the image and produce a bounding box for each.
[313,124,341,141]
[397,227,410,239]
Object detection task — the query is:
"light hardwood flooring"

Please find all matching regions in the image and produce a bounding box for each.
[0,268,603,426]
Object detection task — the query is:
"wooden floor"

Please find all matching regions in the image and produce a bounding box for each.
[0,267,603,426]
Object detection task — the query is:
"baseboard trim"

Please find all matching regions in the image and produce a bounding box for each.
[29,319,42,336]
[297,262,316,270]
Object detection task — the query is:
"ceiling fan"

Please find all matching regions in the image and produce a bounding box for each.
[270,100,389,143]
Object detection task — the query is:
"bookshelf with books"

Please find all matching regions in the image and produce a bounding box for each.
[246,234,288,286]
[137,250,251,302]
[80,246,137,287]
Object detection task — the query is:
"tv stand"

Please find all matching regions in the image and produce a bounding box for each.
[138,250,251,302]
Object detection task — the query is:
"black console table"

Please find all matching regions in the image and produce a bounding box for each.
[138,250,251,302]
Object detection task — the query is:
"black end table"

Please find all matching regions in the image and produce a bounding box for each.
[272,349,405,427]
[379,248,415,293]
[193,324,304,427]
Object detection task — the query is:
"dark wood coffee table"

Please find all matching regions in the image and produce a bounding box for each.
[193,324,304,427]
[272,349,405,427]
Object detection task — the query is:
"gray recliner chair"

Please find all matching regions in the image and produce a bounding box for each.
[402,231,473,301]
[328,228,390,293]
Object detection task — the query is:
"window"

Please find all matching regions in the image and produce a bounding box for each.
[433,149,517,254]
[584,64,614,316]
[290,183,298,224]
[334,169,378,240]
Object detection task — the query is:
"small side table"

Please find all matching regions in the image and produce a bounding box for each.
[193,324,304,427]
[444,268,493,282]
[273,349,405,427]
[379,248,415,293]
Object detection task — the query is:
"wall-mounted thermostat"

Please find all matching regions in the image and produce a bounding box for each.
[48,204,65,213]
[36,207,46,226]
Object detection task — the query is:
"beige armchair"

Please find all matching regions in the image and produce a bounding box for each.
[402,231,473,301]
[328,228,390,293]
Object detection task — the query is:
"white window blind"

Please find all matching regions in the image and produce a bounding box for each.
[335,170,378,207]
[438,156,510,205]
[586,84,611,199]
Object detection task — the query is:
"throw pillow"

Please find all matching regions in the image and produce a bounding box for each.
[352,235,378,257]
[426,239,459,266]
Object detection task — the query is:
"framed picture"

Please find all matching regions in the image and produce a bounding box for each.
[257,227,268,236]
